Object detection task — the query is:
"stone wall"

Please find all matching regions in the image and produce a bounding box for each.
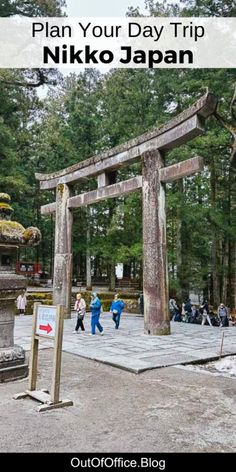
[20,291,142,315]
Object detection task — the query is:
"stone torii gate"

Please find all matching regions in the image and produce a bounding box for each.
[36,93,217,335]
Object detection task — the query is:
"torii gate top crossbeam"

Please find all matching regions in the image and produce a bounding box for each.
[41,156,204,215]
[35,93,217,191]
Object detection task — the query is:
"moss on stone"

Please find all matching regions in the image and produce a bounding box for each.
[156,327,171,336]
[0,220,25,242]
[0,193,11,203]
[22,227,41,245]
[22,228,34,242]
[27,292,52,300]
[57,183,64,195]
[0,203,13,212]
[0,193,41,247]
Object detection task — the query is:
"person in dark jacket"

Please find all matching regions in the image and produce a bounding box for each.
[200,300,212,326]
[184,299,192,322]
[90,292,104,336]
[110,294,125,329]
[139,293,144,315]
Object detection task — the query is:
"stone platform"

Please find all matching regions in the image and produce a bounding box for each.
[14,312,236,373]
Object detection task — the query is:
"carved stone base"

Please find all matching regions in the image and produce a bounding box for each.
[0,345,28,382]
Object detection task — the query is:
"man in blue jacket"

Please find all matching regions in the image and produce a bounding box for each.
[110,294,125,329]
[90,292,104,335]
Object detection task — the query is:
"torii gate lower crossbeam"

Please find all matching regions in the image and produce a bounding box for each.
[36,93,217,334]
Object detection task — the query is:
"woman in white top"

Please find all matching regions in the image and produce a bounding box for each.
[73,293,86,333]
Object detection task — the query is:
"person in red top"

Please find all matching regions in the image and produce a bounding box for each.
[73,293,86,333]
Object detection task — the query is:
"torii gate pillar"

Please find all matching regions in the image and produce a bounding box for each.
[53,183,73,318]
[142,150,170,335]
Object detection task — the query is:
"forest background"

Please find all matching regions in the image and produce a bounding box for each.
[0,0,236,308]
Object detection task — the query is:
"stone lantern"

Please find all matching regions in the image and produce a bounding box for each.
[0,193,41,382]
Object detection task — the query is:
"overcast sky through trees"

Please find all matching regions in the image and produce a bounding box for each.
[65,0,146,17]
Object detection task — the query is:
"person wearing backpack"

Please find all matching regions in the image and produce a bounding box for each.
[184,299,192,322]
[110,294,125,329]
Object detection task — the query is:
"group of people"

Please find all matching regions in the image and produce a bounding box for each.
[73,292,125,335]
[15,289,231,330]
[169,297,230,327]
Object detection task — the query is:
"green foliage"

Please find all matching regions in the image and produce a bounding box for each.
[0,0,66,16]
[144,0,236,16]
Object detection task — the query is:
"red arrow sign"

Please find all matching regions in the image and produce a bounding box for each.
[39,323,53,334]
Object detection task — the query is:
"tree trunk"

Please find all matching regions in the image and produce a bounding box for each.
[228,166,236,309]
[221,239,229,304]
[211,239,220,307]
[176,180,189,300]
[50,214,54,277]
[210,158,220,307]
[86,208,92,291]
[230,241,236,309]
[86,246,92,290]
[171,214,176,278]
[109,262,116,292]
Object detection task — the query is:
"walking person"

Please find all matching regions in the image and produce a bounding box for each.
[184,298,192,322]
[73,293,86,333]
[16,291,27,316]
[110,294,125,329]
[169,297,178,320]
[217,303,229,327]
[139,293,144,315]
[173,304,182,322]
[200,299,212,326]
[90,292,104,336]
[191,305,199,323]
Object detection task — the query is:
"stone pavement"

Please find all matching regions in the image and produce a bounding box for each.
[14,312,236,373]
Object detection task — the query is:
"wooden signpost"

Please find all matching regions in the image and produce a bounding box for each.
[14,303,73,412]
